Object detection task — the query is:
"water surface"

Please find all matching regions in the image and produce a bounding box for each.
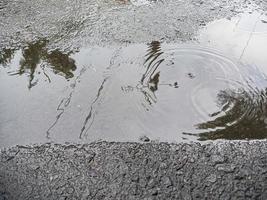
[1,39,267,147]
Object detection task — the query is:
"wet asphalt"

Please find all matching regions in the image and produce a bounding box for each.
[1,141,267,199]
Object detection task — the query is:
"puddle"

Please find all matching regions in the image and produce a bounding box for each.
[1,39,267,147]
[198,10,267,73]
[195,10,267,140]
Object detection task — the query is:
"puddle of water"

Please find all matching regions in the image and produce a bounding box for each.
[195,10,267,140]
[1,39,267,147]
[198,10,267,73]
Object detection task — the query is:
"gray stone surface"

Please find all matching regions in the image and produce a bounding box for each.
[1,141,267,199]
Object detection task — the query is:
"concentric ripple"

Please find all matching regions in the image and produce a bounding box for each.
[157,44,267,140]
[81,42,267,142]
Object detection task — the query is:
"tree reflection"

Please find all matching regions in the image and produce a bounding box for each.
[194,88,267,140]
[46,50,76,79]
[139,41,164,104]
[141,41,164,85]
[0,49,15,66]
[19,41,46,88]
[120,41,177,105]
[0,40,77,89]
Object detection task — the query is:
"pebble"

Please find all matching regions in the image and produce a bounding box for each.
[140,136,150,142]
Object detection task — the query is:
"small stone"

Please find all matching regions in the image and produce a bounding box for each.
[181,189,192,200]
[206,174,217,183]
[217,164,235,173]
[160,162,168,169]
[189,158,195,163]
[176,170,184,175]
[234,174,244,180]
[151,188,159,196]
[161,176,172,187]
[140,136,150,142]
[131,175,139,182]
[148,178,156,187]
[28,164,40,170]
[211,155,225,165]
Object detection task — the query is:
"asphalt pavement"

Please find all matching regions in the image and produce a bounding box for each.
[1,141,267,199]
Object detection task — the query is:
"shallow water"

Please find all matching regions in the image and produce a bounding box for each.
[1,3,267,147]
[1,40,267,146]
[199,10,267,73]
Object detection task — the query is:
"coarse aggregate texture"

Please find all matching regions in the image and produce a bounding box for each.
[0,141,267,199]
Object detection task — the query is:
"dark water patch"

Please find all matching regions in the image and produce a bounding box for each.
[195,87,267,140]
[0,49,15,66]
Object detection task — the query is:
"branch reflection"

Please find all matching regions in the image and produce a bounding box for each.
[193,87,267,140]
[139,41,164,104]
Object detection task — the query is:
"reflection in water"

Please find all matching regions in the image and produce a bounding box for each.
[46,50,76,78]
[138,41,177,105]
[120,42,267,141]
[141,41,164,85]
[0,49,15,66]
[195,10,267,140]
[79,47,123,138]
[148,72,160,92]
[195,88,267,140]
[0,40,77,89]
[140,43,267,141]
[198,10,267,74]
[121,41,166,105]
[139,41,164,104]
[79,78,108,138]
[1,42,267,146]
[46,67,87,139]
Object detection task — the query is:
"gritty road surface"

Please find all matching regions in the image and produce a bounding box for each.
[1,141,267,199]
[0,0,266,51]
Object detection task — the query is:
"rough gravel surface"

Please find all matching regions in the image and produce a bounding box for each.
[1,141,267,199]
